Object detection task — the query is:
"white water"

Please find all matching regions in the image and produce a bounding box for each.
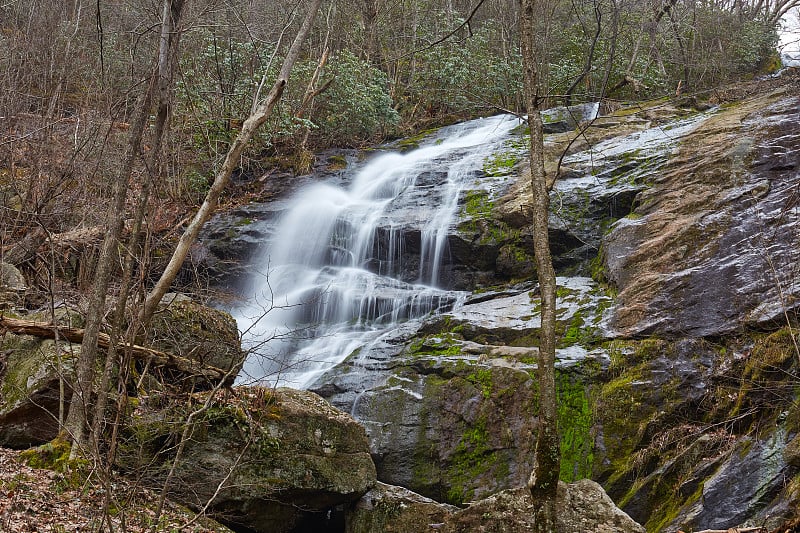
[235,114,521,388]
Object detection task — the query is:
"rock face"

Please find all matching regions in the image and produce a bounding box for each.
[602,90,800,337]
[313,276,610,505]
[198,78,800,531]
[122,387,376,533]
[346,480,644,533]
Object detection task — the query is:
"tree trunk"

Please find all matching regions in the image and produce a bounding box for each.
[91,0,186,453]
[139,0,324,326]
[62,72,156,458]
[519,0,560,530]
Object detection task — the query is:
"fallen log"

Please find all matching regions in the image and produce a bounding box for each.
[0,315,231,383]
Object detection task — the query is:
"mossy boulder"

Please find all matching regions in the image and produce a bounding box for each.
[121,387,376,533]
[144,298,245,387]
[345,482,457,533]
[439,481,644,532]
[346,480,644,533]
[352,359,538,505]
[593,331,800,531]
[0,309,82,448]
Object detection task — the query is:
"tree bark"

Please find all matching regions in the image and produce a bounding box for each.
[139,0,324,326]
[519,0,560,531]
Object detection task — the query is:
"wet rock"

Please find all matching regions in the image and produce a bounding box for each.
[668,431,797,532]
[602,91,800,336]
[541,102,600,133]
[123,387,376,533]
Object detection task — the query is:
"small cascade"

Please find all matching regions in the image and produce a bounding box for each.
[235,114,521,388]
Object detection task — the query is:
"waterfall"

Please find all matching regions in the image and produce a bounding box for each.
[235,114,521,388]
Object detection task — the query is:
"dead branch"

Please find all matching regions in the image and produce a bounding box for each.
[0,316,229,383]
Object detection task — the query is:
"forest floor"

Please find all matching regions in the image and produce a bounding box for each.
[0,447,230,533]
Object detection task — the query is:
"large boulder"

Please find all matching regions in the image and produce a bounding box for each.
[121,387,376,533]
[0,335,70,448]
[144,296,245,387]
[345,480,644,533]
[0,309,82,448]
[346,482,458,533]
[0,261,27,308]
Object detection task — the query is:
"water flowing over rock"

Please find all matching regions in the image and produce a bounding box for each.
[233,115,524,389]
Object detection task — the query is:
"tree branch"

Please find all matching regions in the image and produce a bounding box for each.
[0,316,231,383]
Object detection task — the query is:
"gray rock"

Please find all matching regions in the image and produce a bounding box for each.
[123,387,376,533]
[668,431,797,531]
[603,92,800,337]
[0,262,27,307]
[347,480,644,533]
[0,308,84,448]
[145,299,245,387]
[0,334,71,448]
[541,103,600,133]
[441,481,644,532]
[346,482,457,533]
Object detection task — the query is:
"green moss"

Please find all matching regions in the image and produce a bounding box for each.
[328,154,347,170]
[467,368,493,399]
[446,417,496,505]
[557,372,594,482]
[463,190,493,219]
[396,127,440,151]
[408,333,462,356]
[482,151,520,177]
[20,438,89,489]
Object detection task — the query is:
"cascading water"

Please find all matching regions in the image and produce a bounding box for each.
[235,114,522,388]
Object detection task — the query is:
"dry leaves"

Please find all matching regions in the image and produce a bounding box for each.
[0,447,231,533]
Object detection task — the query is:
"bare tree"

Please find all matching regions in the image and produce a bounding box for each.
[139,0,324,326]
[519,0,560,531]
[63,0,187,458]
